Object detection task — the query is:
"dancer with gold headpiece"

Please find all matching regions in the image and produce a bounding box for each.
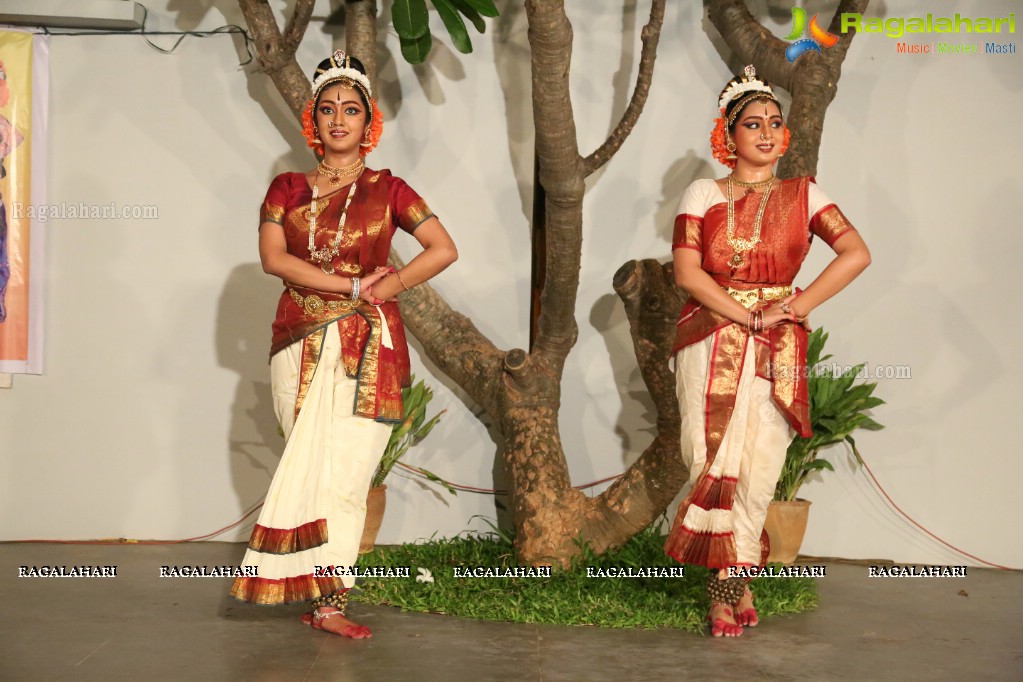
[663,66,870,637]
[230,51,457,639]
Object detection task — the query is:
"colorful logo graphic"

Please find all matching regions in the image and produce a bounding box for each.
[785,8,840,62]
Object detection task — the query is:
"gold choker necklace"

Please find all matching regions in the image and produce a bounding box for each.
[317,159,365,187]
[728,174,774,192]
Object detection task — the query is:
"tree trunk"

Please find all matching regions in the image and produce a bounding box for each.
[345,0,378,85]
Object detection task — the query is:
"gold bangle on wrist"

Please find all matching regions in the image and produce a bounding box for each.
[395,271,410,292]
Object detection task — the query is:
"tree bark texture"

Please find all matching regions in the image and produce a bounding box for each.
[345,0,379,86]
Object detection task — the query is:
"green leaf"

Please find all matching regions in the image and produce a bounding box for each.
[432,0,473,53]
[846,435,863,464]
[415,466,458,495]
[450,0,486,33]
[815,377,834,408]
[859,396,886,410]
[460,0,500,17]
[412,410,427,432]
[393,0,431,39]
[803,458,834,472]
[399,31,433,64]
[413,414,445,442]
[816,417,839,435]
[805,329,825,365]
[391,421,414,443]
[859,416,885,431]
[839,383,874,406]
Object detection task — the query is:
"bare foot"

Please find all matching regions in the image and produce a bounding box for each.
[736,586,758,627]
[707,602,743,637]
[301,608,372,639]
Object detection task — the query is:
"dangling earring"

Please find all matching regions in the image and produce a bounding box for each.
[360,129,372,148]
[725,132,737,160]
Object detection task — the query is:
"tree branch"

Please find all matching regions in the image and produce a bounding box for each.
[389,250,506,418]
[827,0,869,36]
[526,0,584,371]
[823,0,869,71]
[282,0,315,54]
[581,0,666,176]
[707,0,794,90]
[238,0,315,118]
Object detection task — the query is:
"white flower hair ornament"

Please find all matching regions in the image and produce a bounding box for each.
[718,64,776,114]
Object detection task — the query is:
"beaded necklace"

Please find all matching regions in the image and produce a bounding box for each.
[308,172,361,275]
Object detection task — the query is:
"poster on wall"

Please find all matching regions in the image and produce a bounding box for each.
[0,30,46,375]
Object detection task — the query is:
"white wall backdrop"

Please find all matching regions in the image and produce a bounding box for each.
[0,0,1019,568]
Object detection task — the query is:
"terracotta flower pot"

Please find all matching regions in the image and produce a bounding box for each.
[764,499,811,565]
[359,484,387,555]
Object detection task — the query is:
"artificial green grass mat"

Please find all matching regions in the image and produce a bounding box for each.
[353,525,818,633]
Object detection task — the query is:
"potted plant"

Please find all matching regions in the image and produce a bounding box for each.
[764,328,885,563]
[359,375,452,553]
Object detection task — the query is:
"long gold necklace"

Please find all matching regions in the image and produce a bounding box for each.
[317,158,364,187]
[725,176,773,268]
[308,170,362,274]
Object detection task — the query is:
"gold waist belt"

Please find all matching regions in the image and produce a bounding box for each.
[289,288,358,316]
[724,285,792,309]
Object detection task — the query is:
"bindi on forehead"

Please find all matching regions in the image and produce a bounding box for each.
[321,85,358,103]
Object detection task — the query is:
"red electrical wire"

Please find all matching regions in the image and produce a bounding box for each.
[9,456,1017,569]
[858,455,1015,570]
[394,461,623,494]
[4,469,624,544]
[8,502,265,546]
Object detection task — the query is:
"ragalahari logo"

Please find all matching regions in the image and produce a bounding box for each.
[785,8,840,62]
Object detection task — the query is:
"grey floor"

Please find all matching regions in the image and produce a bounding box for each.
[1,543,1019,681]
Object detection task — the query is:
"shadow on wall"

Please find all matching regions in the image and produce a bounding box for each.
[215,262,283,539]
[587,152,712,471]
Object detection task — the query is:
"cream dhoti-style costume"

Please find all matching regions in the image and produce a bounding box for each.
[664,176,856,569]
[231,168,434,605]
